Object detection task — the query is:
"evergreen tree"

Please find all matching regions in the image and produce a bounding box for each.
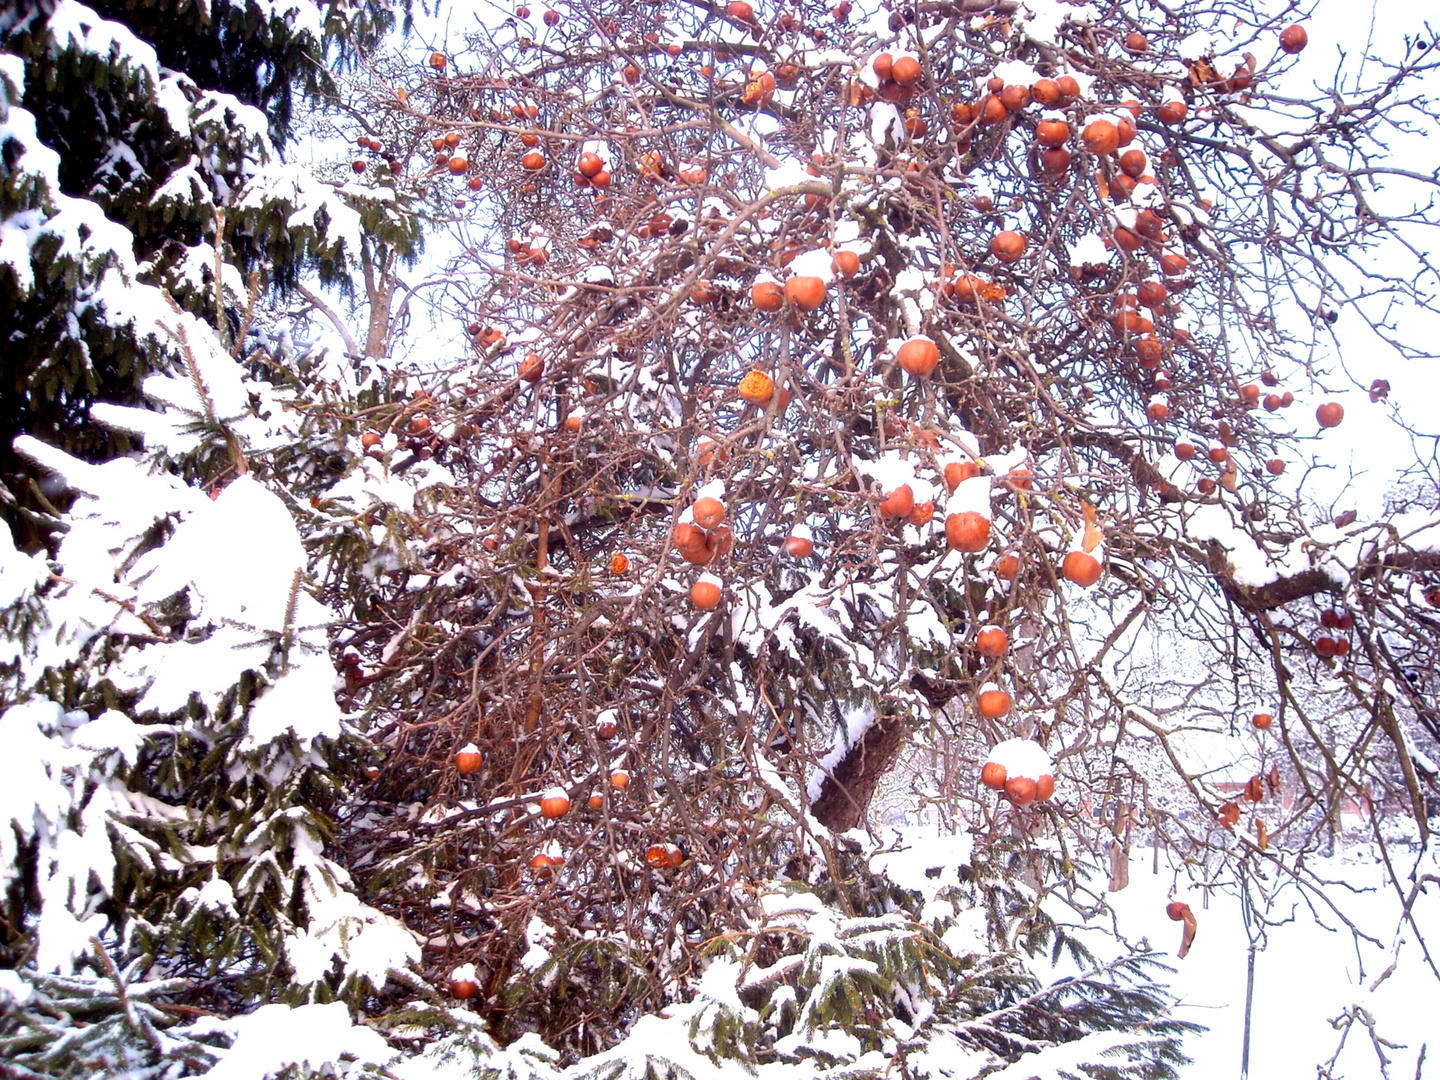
[0,0,418,544]
[0,298,456,1073]
[0,0,439,1072]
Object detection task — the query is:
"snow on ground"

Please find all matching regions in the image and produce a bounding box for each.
[1088,843,1438,1079]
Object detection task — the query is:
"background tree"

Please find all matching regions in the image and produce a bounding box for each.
[329,0,1440,1070]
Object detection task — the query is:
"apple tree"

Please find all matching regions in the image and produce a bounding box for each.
[326,0,1440,1071]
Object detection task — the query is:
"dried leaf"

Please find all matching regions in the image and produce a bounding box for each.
[1257,818,1269,851]
[1218,801,1241,828]
[1189,60,1219,86]
[1108,840,1129,892]
[1178,906,1198,958]
[1081,501,1104,553]
[1244,775,1264,802]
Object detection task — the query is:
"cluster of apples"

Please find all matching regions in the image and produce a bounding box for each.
[1314,607,1355,658]
[980,737,1055,805]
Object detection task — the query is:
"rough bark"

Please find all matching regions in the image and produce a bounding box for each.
[362,248,395,360]
[812,711,908,832]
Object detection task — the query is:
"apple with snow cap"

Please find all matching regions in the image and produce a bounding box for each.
[450,963,479,999]
[691,573,723,610]
[454,742,484,774]
[785,524,814,558]
[946,473,993,553]
[984,738,1056,805]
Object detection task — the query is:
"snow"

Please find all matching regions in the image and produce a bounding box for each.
[0,458,345,747]
[940,427,982,461]
[986,738,1054,780]
[984,60,1043,90]
[149,156,210,210]
[0,521,47,619]
[47,0,161,93]
[868,827,975,904]
[0,700,111,972]
[788,247,835,283]
[153,72,199,137]
[0,293,450,987]
[0,52,21,101]
[70,708,144,765]
[191,1001,392,1080]
[579,1012,740,1080]
[984,1031,1145,1079]
[760,889,825,922]
[1179,31,1214,62]
[236,161,365,271]
[854,450,918,495]
[765,160,815,191]
[0,967,34,1007]
[522,915,555,972]
[1129,180,1166,210]
[696,956,748,1013]
[1067,233,1112,269]
[775,1022,865,1062]
[243,647,343,749]
[870,101,902,146]
[190,874,238,915]
[283,827,420,987]
[810,705,876,801]
[987,447,1028,478]
[325,454,457,517]
[1014,0,1097,47]
[946,475,993,517]
[1101,845,1438,1080]
[160,476,305,631]
[1182,502,1322,589]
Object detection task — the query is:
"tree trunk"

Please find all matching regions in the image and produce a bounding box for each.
[361,248,395,360]
[812,711,907,831]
